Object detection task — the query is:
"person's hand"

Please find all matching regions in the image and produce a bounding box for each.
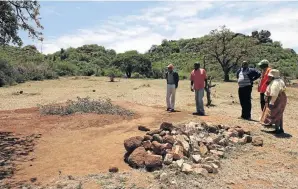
[191,88,194,92]
[269,104,274,109]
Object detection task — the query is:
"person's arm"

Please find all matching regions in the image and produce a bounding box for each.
[204,70,208,89]
[175,72,179,88]
[250,69,261,81]
[236,69,240,79]
[190,72,194,92]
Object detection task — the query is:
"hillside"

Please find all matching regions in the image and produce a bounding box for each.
[1,28,297,87]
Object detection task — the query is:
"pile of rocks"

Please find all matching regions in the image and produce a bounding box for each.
[0,132,41,180]
[124,122,262,174]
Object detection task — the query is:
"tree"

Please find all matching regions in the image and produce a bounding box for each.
[0,1,43,46]
[202,26,256,81]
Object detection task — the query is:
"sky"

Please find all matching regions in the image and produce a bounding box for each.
[20,1,298,54]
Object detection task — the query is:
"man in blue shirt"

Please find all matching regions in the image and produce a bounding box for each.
[236,61,261,120]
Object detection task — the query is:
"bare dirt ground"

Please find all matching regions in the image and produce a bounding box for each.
[0,76,298,189]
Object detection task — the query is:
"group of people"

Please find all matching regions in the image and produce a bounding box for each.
[165,60,287,134]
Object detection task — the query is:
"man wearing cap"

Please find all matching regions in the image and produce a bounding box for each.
[236,61,261,120]
[260,69,287,134]
[190,62,207,115]
[165,64,179,112]
[258,59,272,111]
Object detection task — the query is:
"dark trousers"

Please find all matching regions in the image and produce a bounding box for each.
[238,86,252,119]
[260,93,266,111]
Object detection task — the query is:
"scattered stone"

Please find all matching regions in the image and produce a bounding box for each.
[152,141,163,155]
[210,150,224,158]
[145,155,163,170]
[109,167,119,173]
[138,126,150,132]
[202,164,213,173]
[164,154,173,165]
[163,135,175,145]
[153,134,163,143]
[193,167,208,176]
[142,141,152,150]
[244,134,252,143]
[181,163,193,173]
[147,129,162,136]
[160,122,175,132]
[218,138,228,146]
[143,135,153,141]
[171,130,178,135]
[68,175,75,180]
[229,137,239,144]
[235,127,245,137]
[243,128,251,135]
[160,172,168,181]
[92,90,96,92]
[211,163,219,173]
[159,131,166,136]
[127,147,147,168]
[176,159,184,168]
[252,137,263,147]
[124,136,143,153]
[172,145,184,160]
[175,135,190,155]
[192,155,202,163]
[30,177,37,183]
[199,143,208,156]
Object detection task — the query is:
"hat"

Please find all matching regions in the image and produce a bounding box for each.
[268,69,280,78]
[258,59,269,66]
[167,64,174,68]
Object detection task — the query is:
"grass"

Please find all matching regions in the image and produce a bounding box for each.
[38,97,134,116]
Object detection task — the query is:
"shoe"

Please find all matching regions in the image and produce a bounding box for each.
[276,128,284,134]
[166,108,171,111]
[170,109,175,112]
[192,112,200,115]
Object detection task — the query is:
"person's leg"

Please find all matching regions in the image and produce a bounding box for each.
[247,86,252,119]
[171,86,176,110]
[238,87,245,118]
[198,88,205,114]
[195,90,199,113]
[260,93,265,111]
[166,85,171,110]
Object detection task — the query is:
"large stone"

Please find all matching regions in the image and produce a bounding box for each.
[151,141,163,155]
[210,150,224,158]
[175,159,184,168]
[192,155,202,163]
[143,135,153,141]
[193,167,208,176]
[229,137,239,144]
[175,135,190,155]
[142,141,152,150]
[138,125,150,132]
[201,164,214,173]
[160,122,175,132]
[159,131,166,137]
[181,163,193,173]
[235,127,245,138]
[181,122,198,135]
[127,147,147,168]
[163,154,173,165]
[124,136,143,153]
[109,167,119,173]
[172,145,184,160]
[153,134,163,143]
[199,143,209,156]
[163,135,175,145]
[252,137,263,147]
[145,155,163,170]
[243,134,252,143]
[147,129,162,136]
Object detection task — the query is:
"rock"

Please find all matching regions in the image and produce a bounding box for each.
[235,128,245,137]
[192,155,202,163]
[218,138,228,146]
[223,131,234,138]
[160,172,168,181]
[147,129,162,136]
[181,122,198,135]
[92,90,96,92]
[202,164,214,173]
[109,167,119,173]
[199,143,209,156]
[210,150,224,158]
[172,145,184,160]
[143,135,153,141]
[153,134,163,143]
[159,131,166,137]
[145,155,163,170]
[243,134,252,143]
[171,130,178,135]
[175,135,190,155]
[163,135,175,145]
[193,167,208,176]
[138,126,150,132]
[151,141,163,155]
[176,159,184,168]
[124,136,143,153]
[163,154,173,165]
[211,135,223,144]
[252,137,263,147]
[201,122,218,133]
[181,163,193,173]
[211,163,219,173]
[30,177,37,183]
[229,137,239,144]
[243,128,251,135]
[160,122,175,132]
[161,143,173,151]
[127,147,147,168]
[142,141,152,150]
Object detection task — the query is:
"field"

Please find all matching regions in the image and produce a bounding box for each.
[1,77,298,189]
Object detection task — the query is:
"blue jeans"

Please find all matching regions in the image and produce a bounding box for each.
[195,89,205,114]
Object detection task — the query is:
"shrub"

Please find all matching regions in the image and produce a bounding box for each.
[0,59,17,87]
[39,97,134,116]
[55,62,78,76]
[131,72,145,79]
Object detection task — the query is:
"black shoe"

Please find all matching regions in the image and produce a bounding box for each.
[170,109,175,112]
[192,112,200,115]
[166,108,171,111]
[276,128,284,134]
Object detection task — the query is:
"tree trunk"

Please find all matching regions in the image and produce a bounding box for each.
[205,88,212,106]
[126,71,131,78]
[224,70,230,82]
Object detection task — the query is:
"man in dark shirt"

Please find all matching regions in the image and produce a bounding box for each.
[165,64,179,112]
[236,61,261,120]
